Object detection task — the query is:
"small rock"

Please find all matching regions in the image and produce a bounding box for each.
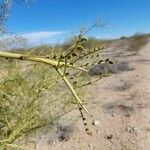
[88,144,93,148]
[92,120,100,126]
[130,140,136,144]
[106,134,113,140]
[132,127,139,135]
[115,132,119,138]
[52,141,56,145]
[126,126,130,132]
[97,130,101,134]
[126,126,139,135]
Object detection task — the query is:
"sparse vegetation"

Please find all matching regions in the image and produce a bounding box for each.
[0,31,150,147]
[0,28,112,148]
[89,61,133,75]
[0,33,150,149]
[126,34,149,54]
[0,32,150,149]
[102,101,134,117]
[0,0,150,149]
[0,60,74,149]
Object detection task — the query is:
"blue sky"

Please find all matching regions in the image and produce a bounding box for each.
[6,0,150,45]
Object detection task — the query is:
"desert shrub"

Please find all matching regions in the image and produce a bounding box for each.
[89,63,110,75]
[102,101,134,117]
[128,34,149,53]
[53,122,73,142]
[0,60,75,149]
[120,36,126,40]
[109,61,133,73]
[89,61,133,75]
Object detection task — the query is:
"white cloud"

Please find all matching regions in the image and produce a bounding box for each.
[21,31,65,44]
[95,34,118,40]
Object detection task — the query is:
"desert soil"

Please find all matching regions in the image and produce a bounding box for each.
[25,40,150,150]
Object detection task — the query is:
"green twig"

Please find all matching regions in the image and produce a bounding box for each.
[56,68,89,114]
[0,51,88,72]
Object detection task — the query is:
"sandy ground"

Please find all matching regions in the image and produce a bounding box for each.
[24,40,150,150]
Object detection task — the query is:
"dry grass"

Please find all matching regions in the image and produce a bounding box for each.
[0,60,74,149]
[124,34,150,54]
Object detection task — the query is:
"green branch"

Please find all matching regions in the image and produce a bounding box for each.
[0,51,89,113]
[56,68,89,114]
[0,51,88,72]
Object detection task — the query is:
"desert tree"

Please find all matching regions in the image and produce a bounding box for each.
[0,0,34,32]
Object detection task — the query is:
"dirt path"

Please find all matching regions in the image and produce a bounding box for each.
[87,40,150,150]
[86,40,150,150]
[28,40,150,150]
[134,41,150,150]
